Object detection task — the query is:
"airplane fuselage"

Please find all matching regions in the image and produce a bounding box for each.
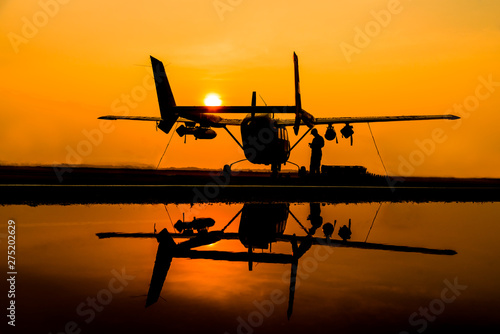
[240,114,290,169]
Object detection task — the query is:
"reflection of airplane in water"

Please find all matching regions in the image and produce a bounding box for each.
[97,203,456,319]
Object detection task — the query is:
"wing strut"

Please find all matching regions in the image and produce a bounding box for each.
[156,123,178,169]
[221,207,244,232]
[367,123,389,177]
[223,126,244,149]
[365,203,382,243]
[290,127,312,152]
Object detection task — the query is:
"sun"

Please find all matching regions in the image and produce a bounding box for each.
[204,93,222,106]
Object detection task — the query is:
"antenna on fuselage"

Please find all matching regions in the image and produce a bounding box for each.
[259,94,267,106]
[258,94,270,117]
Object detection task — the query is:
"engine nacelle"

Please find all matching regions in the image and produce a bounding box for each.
[174,217,216,233]
[176,124,195,137]
[176,124,217,139]
[194,127,217,140]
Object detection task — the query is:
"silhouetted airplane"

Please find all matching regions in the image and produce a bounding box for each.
[96,203,456,318]
[99,53,459,173]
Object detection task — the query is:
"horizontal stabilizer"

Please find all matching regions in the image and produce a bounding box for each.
[98,115,162,121]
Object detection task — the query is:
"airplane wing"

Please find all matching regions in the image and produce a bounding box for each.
[162,106,294,114]
[100,106,292,118]
[214,118,245,126]
[98,115,243,126]
[275,114,459,126]
[98,114,459,128]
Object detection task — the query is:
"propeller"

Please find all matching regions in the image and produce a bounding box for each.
[251,91,256,118]
[293,52,314,135]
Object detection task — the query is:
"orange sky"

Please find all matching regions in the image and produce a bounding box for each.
[1,0,500,177]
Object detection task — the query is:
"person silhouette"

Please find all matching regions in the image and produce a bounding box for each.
[309,128,325,175]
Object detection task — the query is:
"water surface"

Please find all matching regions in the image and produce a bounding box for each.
[2,202,499,333]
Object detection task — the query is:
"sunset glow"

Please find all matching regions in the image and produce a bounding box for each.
[204,93,222,106]
[0,1,499,177]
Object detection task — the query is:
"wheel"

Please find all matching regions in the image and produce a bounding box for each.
[271,164,279,177]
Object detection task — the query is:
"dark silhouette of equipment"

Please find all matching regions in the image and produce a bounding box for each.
[338,219,352,241]
[341,124,354,146]
[174,217,215,234]
[325,124,338,143]
[322,222,334,238]
[176,124,217,140]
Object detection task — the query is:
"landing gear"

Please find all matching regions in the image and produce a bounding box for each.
[271,163,281,177]
[299,166,307,178]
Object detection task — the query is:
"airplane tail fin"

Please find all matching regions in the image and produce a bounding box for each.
[150,56,178,133]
